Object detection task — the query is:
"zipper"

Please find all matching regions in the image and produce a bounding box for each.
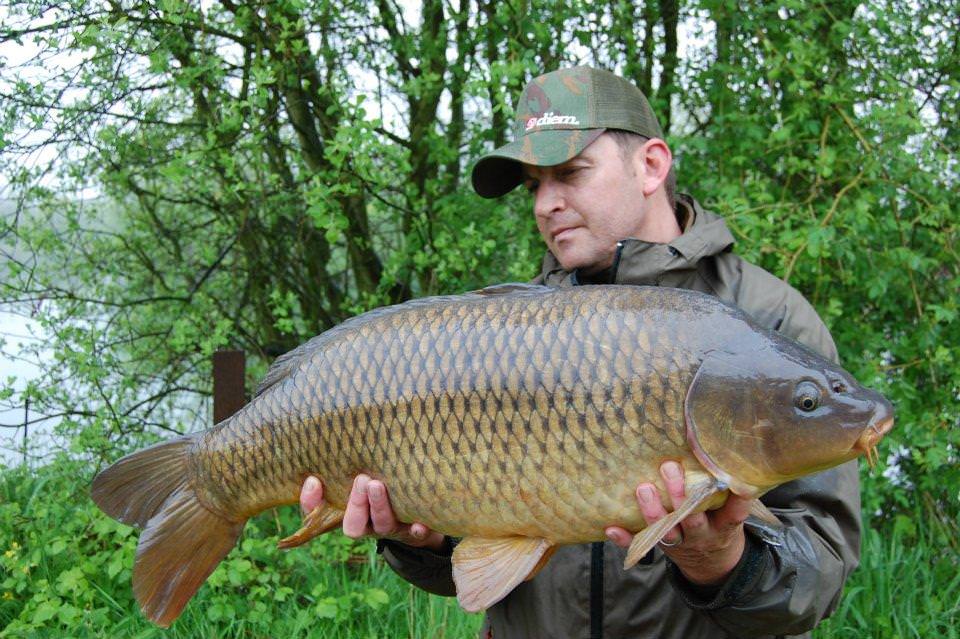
[609,241,625,284]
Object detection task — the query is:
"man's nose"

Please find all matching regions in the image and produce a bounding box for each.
[534,179,564,219]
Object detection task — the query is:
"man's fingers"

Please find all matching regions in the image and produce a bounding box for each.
[367,480,399,536]
[636,484,667,520]
[636,483,683,545]
[712,493,753,529]
[659,461,708,537]
[337,475,439,545]
[605,526,632,548]
[409,523,430,541]
[660,461,686,509]
[342,474,372,538]
[300,475,325,514]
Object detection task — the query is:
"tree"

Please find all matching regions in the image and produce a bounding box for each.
[0,1,956,527]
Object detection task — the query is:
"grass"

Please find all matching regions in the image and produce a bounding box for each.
[0,461,482,638]
[1,461,956,638]
[815,520,960,638]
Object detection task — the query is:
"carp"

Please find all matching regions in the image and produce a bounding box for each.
[91,284,893,626]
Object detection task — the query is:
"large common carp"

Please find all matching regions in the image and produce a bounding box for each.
[91,284,893,626]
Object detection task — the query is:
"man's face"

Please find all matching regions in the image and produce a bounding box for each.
[522,134,651,274]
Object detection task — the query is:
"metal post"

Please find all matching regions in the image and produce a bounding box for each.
[213,350,246,424]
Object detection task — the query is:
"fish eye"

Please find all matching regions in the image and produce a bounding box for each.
[794,382,821,412]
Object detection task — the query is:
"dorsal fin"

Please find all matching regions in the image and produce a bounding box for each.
[471,283,554,296]
[254,334,328,398]
[253,283,554,397]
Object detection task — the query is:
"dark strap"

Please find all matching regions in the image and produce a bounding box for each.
[590,541,604,639]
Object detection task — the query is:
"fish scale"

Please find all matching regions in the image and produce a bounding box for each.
[222,288,679,539]
[91,284,893,625]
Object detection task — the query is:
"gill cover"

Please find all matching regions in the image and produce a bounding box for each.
[684,350,772,498]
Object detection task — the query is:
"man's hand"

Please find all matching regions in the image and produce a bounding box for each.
[299,474,446,551]
[605,461,752,585]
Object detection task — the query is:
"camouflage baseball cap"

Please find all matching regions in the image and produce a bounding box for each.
[471,66,664,198]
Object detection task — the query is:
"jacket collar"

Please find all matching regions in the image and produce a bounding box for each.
[537,194,736,287]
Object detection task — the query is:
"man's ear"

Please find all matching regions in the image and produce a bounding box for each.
[633,138,672,197]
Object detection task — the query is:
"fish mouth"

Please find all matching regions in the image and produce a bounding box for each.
[854,414,894,469]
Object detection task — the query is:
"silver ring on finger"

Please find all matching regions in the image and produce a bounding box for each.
[659,533,683,548]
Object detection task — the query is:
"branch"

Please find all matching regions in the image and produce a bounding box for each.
[375,0,415,79]
[783,170,865,282]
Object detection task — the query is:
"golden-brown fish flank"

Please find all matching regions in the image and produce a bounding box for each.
[91,283,894,626]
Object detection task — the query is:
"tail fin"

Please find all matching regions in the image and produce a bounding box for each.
[91,436,245,627]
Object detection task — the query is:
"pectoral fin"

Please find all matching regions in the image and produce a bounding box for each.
[624,479,722,568]
[748,499,781,527]
[277,504,345,549]
[452,536,554,612]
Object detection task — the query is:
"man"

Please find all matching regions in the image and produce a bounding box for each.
[300,66,860,638]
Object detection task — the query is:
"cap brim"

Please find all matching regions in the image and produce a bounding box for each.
[471,128,604,198]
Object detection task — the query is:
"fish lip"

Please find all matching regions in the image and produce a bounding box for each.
[854,413,894,468]
[856,414,894,453]
[873,414,894,437]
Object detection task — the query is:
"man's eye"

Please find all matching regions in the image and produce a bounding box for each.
[559,168,581,179]
[524,180,539,193]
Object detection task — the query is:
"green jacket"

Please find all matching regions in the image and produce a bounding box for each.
[380,194,861,638]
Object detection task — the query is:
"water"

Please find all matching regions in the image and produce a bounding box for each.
[0,310,56,467]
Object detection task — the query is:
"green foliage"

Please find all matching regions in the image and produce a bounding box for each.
[0,461,482,637]
[675,0,959,525]
[0,0,957,634]
[0,462,956,637]
[816,516,960,638]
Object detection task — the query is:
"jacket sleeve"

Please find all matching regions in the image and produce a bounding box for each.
[668,280,862,636]
[668,462,861,636]
[377,538,457,597]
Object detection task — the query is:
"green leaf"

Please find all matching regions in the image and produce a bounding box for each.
[315,596,340,619]
[106,554,125,579]
[363,587,390,610]
[33,598,62,623]
[56,567,85,595]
